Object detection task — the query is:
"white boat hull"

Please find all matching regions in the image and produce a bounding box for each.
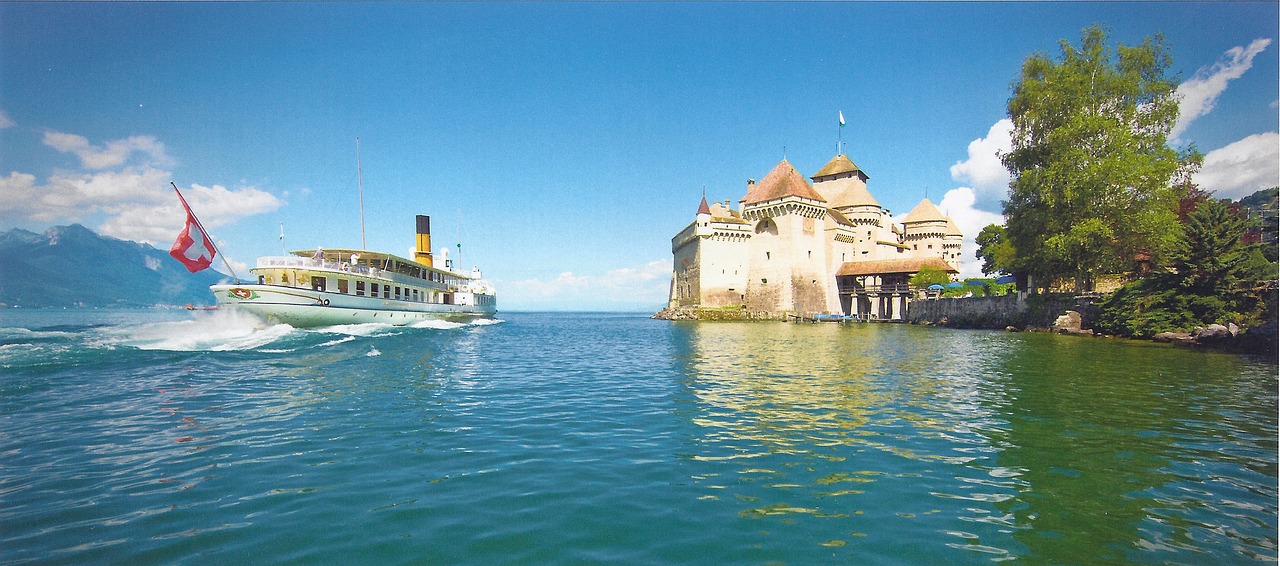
[210,284,495,327]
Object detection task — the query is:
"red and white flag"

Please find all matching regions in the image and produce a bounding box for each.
[169,185,217,273]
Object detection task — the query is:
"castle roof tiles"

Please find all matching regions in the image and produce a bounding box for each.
[812,154,868,179]
[835,257,959,277]
[902,198,947,224]
[742,159,826,205]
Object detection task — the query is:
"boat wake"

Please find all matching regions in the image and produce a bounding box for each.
[0,311,504,364]
[106,311,502,352]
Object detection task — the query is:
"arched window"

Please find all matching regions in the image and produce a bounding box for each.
[754,218,778,235]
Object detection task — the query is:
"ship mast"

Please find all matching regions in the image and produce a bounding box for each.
[356,137,367,251]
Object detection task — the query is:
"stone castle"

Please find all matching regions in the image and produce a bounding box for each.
[666,153,962,320]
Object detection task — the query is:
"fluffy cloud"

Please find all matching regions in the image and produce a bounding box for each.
[499,259,671,310]
[1193,132,1280,200]
[949,118,1012,203]
[936,187,1005,278]
[43,131,173,170]
[1,132,281,245]
[1172,38,1272,141]
[0,109,13,129]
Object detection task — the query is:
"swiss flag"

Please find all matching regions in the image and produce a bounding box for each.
[169,185,216,273]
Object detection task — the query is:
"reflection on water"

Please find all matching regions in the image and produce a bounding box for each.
[676,321,1277,562]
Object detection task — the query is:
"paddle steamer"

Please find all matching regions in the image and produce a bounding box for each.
[211,215,495,327]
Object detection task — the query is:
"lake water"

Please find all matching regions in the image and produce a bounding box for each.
[1,309,1275,564]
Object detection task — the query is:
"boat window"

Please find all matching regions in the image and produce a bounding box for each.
[338,279,349,294]
[311,276,327,292]
[371,283,379,297]
[356,280,366,296]
[395,286,401,298]
[384,286,390,299]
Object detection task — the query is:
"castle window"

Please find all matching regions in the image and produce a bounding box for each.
[762,278,768,284]
[766,252,771,260]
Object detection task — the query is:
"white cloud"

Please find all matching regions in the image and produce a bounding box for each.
[949,119,1012,203]
[937,186,1005,278]
[0,109,13,129]
[1173,38,1273,141]
[1193,132,1280,200]
[2,132,282,246]
[498,259,671,310]
[43,131,173,170]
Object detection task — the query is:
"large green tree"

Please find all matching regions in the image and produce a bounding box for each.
[1001,25,1199,292]
[1175,198,1250,294]
[974,223,1017,276]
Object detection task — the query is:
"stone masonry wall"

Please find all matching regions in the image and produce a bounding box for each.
[906,293,1097,330]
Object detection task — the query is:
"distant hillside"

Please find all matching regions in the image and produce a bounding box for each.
[0,224,228,307]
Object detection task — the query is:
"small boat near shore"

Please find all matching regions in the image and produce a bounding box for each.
[211,215,495,327]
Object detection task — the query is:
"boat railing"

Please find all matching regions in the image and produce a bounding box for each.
[256,256,383,278]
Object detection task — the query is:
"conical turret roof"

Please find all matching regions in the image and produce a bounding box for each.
[742,159,826,205]
[812,154,868,180]
[945,217,963,236]
[828,179,880,209]
[697,195,711,215]
[902,198,947,224]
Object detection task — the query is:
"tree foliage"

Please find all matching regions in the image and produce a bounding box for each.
[909,266,950,289]
[1174,199,1249,294]
[1001,24,1199,292]
[1096,198,1277,336]
[974,223,1017,276]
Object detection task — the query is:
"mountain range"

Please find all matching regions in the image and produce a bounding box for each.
[0,224,228,308]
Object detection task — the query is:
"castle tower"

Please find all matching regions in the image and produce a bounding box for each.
[740,159,833,314]
[901,198,958,265]
[811,153,897,261]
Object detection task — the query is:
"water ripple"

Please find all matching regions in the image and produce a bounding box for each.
[0,313,1274,564]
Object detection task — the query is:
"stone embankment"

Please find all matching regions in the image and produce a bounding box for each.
[907,293,1278,356]
[905,293,1092,331]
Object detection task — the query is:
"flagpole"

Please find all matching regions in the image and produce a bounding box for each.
[356,137,367,251]
[171,182,240,282]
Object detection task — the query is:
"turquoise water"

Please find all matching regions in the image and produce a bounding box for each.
[0,310,1275,564]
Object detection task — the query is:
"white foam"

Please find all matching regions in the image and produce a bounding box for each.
[409,319,466,330]
[366,346,381,357]
[0,327,77,340]
[313,322,396,337]
[316,335,357,348]
[108,309,295,351]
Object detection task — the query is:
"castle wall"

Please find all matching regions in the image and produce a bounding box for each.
[698,232,749,307]
[670,225,700,307]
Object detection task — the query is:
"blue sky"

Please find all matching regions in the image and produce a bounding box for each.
[2,2,1277,311]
